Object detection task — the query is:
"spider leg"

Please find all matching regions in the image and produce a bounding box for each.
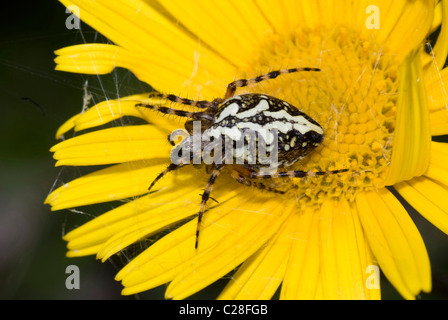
[195,164,225,249]
[148,92,217,109]
[224,67,321,100]
[148,163,184,192]
[136,102,213,122]
[229,168,285,194]
[250,168,348,179]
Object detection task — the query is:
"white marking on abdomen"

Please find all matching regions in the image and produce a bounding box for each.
[214,102,240,122]
[206,120,318,145]
[234,99,269,119]
[206,126,242,141]
[262,110,323,135]
[215,99,270,123]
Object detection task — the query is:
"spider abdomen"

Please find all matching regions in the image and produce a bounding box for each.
[204,93,324,168]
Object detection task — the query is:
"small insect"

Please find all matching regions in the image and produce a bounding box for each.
[136,67,348,249]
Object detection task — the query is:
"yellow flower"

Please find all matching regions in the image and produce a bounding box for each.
[45,0,448,299]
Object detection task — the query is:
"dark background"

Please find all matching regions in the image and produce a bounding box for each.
[1,1,447,300]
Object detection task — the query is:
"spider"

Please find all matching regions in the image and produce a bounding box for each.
[136,67,348,249]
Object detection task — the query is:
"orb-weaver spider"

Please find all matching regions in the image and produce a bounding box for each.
[136,67,347,249]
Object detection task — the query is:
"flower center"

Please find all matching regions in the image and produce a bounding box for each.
[238,27,400,207]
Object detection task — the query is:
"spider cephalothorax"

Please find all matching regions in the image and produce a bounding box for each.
[136,67,348,248]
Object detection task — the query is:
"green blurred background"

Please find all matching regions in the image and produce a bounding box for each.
[1,1,447,300]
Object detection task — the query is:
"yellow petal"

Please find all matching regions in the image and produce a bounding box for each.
[95,202,195,262]
[425,67,448,135]
[158,0,271,68]
[217,211,296,300]
[72,93,185,133]
[356,189,431,299]
[63,170,208,257]
[396,142,448,235]
[58,0,235,96]
[95,171,225,261]
[118,191,291,297]
[429,110,448,135]
[430,0,443,33]
[54,44,120,75]
[375,0,434,55]
[395,177,448,235]
[425,141,448,188]
[383,50,431,185]
[51,125,171,166]
[426,61,448,111]
[256,0,298,31]
[280,208,320,299]
[53,92,189,140]
[426,0,448,71]
[115,180,248,283]
[45,160,169,210]
[319,199,380,299]
[66,244,102,258]
[165,201,291,300]
[55,44,223,97]
[55,113,81,139]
